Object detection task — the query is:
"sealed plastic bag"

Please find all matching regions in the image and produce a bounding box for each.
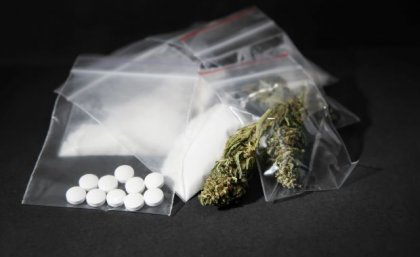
[160,81,249,201]
[57,53,198,184]
[200,53,359,128]
[199,55,358,203]
[24,44,196,213]
[23,96,176,215]
[57,51,246,202]
[149,7,334,86]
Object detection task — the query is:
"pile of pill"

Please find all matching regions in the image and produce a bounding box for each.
[65,165,165,211]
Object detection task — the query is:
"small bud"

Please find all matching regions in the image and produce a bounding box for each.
[199,96,306,206]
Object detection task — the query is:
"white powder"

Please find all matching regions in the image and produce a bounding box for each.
[59,102,243,202]
[161,104,244,202]
[59,82,189,159]
[59,123,131,156]
[59,72,248,202]
[102,88,188,158]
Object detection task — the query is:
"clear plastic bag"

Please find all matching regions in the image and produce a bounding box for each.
[149,7,334,86]
[161,81,248,201]
[57,53,198,183]
[22,96,176,215]
[56,51,244,202]
[176,7,281,62]
[23,44,199,213]
[200,55,358,202]
[201,53,359,128]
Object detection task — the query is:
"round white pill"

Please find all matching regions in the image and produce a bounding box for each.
[114,165,135,183]
[78,174,98,191]
[86,189,106,207]
[124,193,144,211]
[106,189,126,208]
[125,177,145,194]
[144,172,164,189]
[66,186,86,205]
[98,175,118,192]
[144,188,164,207]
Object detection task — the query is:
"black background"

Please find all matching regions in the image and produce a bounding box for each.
[1,1,419,257]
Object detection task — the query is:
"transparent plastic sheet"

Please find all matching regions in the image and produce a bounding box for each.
[201,53,359,128]
[56,52,240,202]
[56,53,198,183]
[161,81,248,201]
[324,96,360,128]
[114,30,199,62]
[110,39,195,61]
[149,7,334,86]
[22,96,175,215]
[200,55,358,202]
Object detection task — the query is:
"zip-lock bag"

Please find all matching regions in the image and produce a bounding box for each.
[200,55,358,202]
[149,7,334,86]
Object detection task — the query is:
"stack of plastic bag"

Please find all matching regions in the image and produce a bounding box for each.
[23,7,358,215]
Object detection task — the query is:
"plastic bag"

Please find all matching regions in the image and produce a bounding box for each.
[201,53,359,128]
[22,96,176,215]
[149,7,334,86]
[200,55,358,202]
[161,81,248,201]
[56,51,244,202]
[57,52,198,179]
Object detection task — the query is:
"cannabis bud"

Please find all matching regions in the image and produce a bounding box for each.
[198,110,272,206]
[263,98,306,189]
[199,96,306,206]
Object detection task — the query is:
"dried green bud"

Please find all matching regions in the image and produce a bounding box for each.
[264,97,306,189]
[198,110,272,206]
[199,96,306,206]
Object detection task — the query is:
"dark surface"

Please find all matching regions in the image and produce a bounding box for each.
[1,1,420,257]
[2,47,420,257]
[0,0,418,63]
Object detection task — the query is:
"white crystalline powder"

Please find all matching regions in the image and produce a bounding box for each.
[59,75,249,203]
[59,123,131,156]
[102,89,188,158]
[58,96,185,158]
[161,104,245,202]
[60,77,191,166]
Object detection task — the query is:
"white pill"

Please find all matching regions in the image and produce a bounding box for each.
[78,174,98,191]
[66,186,86,205]
[144,172,164,189]
[124,193,144,211]
[114,165,134,183]
[125,177,145,194]
[144,188,164,207]
[98,175,118,192]
[106,189,126,208]
[86,188,106,207]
